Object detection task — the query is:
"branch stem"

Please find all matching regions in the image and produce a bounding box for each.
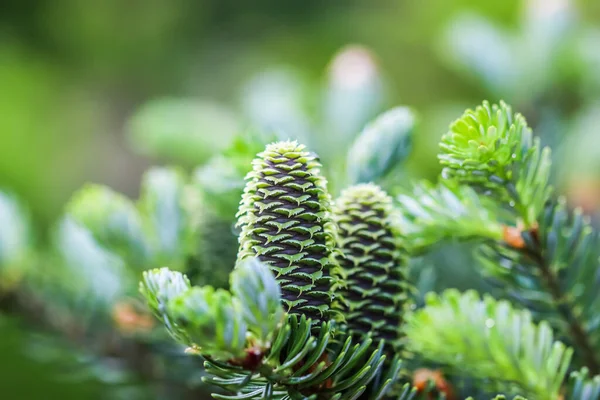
[525,239,600,375]
[499,167,600,373]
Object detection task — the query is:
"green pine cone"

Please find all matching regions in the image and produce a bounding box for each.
[333,183,408,353]
[236,140,338,323]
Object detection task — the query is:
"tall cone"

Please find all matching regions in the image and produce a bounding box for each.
[333,183,408,353]
[236,141,338,324]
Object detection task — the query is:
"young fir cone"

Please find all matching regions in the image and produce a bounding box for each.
[236,141,338,324]
[333,183,408,354]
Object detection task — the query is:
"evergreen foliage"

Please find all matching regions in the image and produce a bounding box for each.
[6,97,600,400]
[346,107,416,185]
[397,100,600,399]
[396,182,504,254]
[438,101,551,228]
[406,289,571,399]
[142,257,402,400]
[137,111,600,399]
[0,191,33,291]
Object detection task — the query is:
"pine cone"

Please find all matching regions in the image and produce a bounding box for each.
[236,141,338,324]
[333,183,408,353]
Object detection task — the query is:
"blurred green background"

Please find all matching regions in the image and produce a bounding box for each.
[2,0,600,397]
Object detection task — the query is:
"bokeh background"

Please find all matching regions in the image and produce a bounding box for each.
[2,0,600,398]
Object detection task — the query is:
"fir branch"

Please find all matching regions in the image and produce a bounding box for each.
[139,267,192,343]
[346,107,416,185]
[67,184,150,268]
[230,258,285,344]
[480,198,600,374]
[436,100,600,373]
[66,167,200,272]
[204,314,400,400]
[396,182,504,255]
[141,260,405,399]
[168,286,248,360]
[138,167,196,270]
[405,289,572,400]
[439,100,552,228]
[141,259,284,360]
[0,190,32,292]
[568,368,600,400]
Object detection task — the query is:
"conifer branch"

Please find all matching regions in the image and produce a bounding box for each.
[396,182,504,255]
[405,290,572,400]
[439,100,552,228]
[482,199,600,375]
[436,100,600,374]
[530,252,598,375]
[568,368,600,400]
[141,260,402,400]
